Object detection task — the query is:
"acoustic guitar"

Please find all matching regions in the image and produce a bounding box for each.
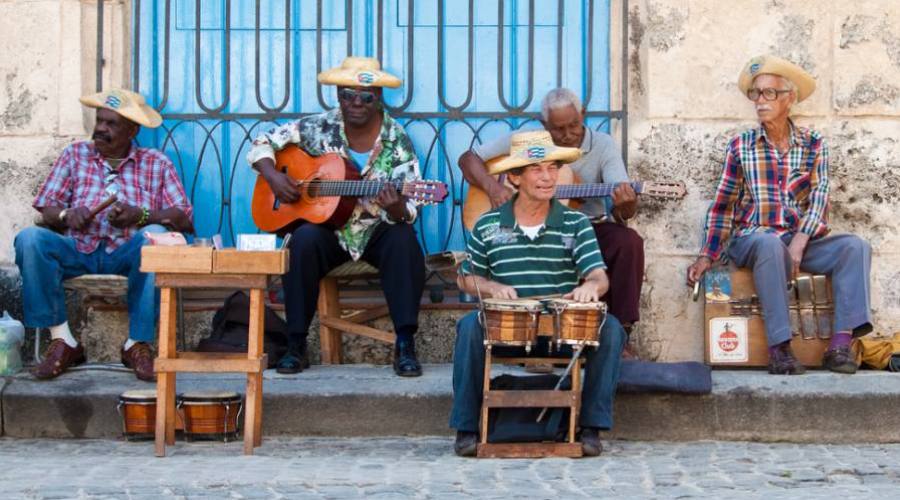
[252,145,448,233]
[462,172,686,230]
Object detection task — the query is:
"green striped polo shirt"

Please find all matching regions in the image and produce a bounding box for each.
[461,197,606,297]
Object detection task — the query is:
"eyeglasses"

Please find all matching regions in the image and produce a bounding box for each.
[747,87,793,101]
[338,88,377,105]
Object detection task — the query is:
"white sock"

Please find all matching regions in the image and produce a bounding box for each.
[49,322,78,348]
[123,338,137,351]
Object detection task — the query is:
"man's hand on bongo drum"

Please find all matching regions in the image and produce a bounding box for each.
[566,268,609,302]
[489,283,518,300]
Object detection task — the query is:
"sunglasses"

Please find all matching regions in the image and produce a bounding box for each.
[338,88,377,105]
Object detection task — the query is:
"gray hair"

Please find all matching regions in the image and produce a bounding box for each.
[541,88,582,121]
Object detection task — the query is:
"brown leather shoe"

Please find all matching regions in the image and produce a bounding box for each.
[121,342,156,382]
[768,342,806,375]
[823,345,857,374]
[31,339,85,379]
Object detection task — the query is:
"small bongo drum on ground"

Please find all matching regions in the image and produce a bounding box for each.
[177,391,243,442]
[481,298,544,352]
[545,299,607,347]
[117,389,158,441]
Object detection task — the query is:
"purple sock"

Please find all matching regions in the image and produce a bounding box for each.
[829,332,852,350]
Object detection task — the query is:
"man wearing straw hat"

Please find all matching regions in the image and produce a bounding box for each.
[450,130,627,457]
[15,89,193,381]
[686,55,873,375]
[459,88,644,358]
[248,57,426,377]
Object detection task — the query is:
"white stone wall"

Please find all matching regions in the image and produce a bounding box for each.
[0,0,897,362]
[0,0,129,273]
[627,0,900,360]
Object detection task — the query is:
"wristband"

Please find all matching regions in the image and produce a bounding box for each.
[137,207,150,226]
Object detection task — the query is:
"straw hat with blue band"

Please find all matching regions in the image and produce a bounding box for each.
[317,56,402,89]
[79,89,162,128]
[738,55,816,102]
[486,130,582,175]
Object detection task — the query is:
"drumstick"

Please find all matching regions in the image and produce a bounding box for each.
[536,344,585,423]
[89,194,119,219]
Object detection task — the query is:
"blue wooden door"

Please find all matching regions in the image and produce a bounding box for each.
[132,0,616,254]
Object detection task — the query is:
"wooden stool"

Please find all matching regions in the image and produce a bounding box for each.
[317,261,394,364]
[477,345,584,458]
[141,247,286,457]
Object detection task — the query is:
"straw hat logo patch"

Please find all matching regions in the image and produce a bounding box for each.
[356,71,376,85]
[526,146,546,159]
[105,94,123,109]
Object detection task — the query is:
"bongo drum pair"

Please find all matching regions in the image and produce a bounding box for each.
[117,390,243,442]
[480,298,606,349]
[545,298,607,347]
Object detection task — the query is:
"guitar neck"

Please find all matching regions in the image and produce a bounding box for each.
[304,179,403,198]
[555,181,644,200]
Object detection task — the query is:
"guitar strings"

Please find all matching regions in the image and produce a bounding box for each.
[292,179,434,197]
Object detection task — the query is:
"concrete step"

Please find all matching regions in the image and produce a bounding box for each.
[2,365,900,443]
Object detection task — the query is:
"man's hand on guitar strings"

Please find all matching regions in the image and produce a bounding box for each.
[262,168,300,203]
[611,182,638,220]
[373,184,409,222]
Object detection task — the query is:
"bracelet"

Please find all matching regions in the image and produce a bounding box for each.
[136,207,150,226]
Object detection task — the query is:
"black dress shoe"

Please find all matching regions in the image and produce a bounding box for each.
[393,337,422,377]
[454,431,478,457]
[580,427,603,457]
[276,342,310,374]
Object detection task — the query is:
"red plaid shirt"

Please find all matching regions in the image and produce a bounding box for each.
[700,123,830,261]
[33,141,192,254]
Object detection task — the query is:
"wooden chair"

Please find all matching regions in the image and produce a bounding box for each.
[477,346,584,459]
[317,261,396,364]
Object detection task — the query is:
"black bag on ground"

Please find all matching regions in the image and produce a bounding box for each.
[486,374,571,443]
[617,360,712,394]
[198,291,289,368]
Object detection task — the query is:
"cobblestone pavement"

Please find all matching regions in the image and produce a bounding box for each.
[1,437,899,499]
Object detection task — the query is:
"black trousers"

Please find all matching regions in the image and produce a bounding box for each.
[282,222,426,344]
[592,222,644,325]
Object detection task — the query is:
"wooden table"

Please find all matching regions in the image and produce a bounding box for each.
[141,247,287,456]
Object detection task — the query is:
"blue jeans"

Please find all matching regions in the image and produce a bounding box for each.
[449,310,626,433]
[14,225,167,342]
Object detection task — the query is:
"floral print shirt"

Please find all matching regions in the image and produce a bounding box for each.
[247,109,421,260]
